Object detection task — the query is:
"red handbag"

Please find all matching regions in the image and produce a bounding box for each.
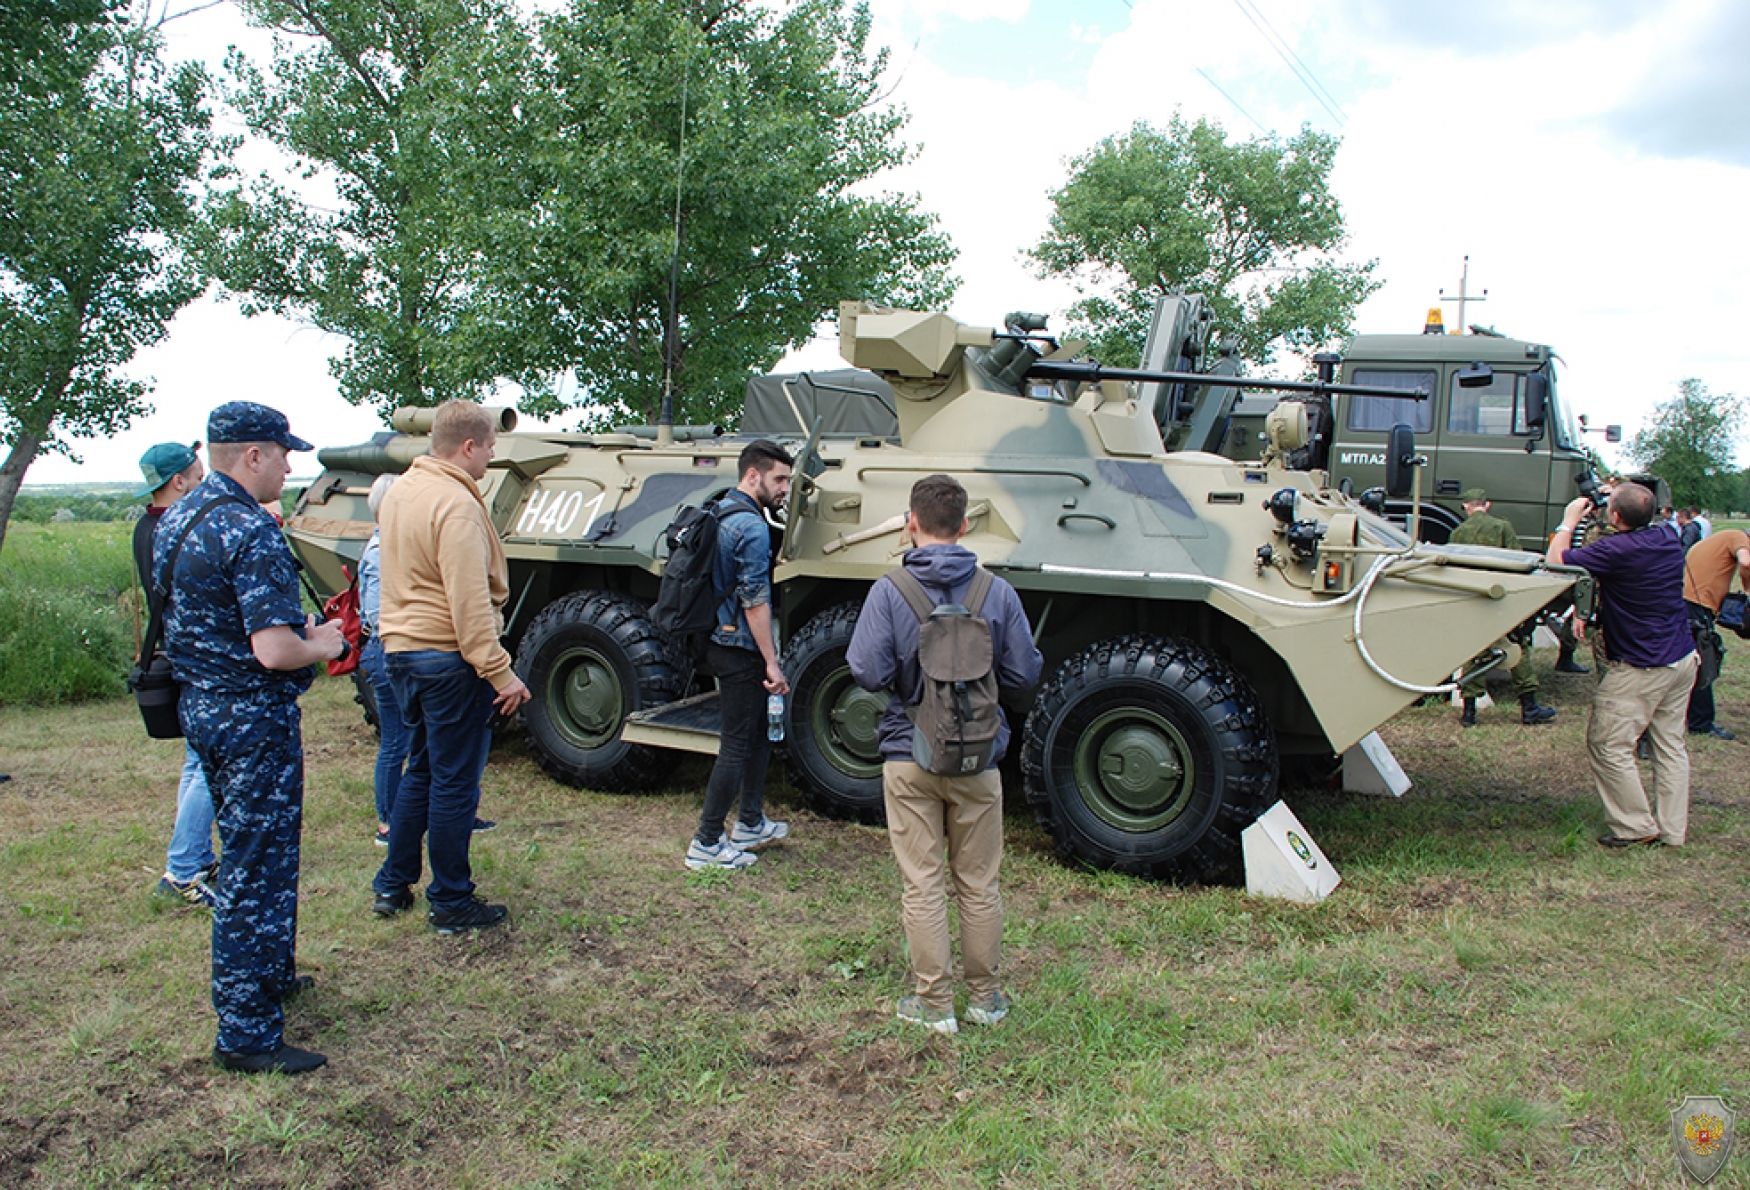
[323,566,364,676]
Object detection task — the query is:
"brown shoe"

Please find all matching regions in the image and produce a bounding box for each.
[1597,833,1659,849]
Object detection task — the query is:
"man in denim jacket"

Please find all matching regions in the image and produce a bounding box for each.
[686,440,794,870]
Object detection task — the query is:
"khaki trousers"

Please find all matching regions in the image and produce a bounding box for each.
[882,761,1004,1013]
[1587,651,1698,845]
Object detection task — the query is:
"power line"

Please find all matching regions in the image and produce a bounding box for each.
[1195,68,1269,136]
[1240,0,1348,122]
[1229,0,1346,129]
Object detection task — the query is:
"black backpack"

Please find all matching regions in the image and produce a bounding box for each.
[651,499,760,662]
[888,567,1001,776]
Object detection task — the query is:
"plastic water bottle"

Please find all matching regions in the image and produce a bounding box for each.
[767,693,785,742]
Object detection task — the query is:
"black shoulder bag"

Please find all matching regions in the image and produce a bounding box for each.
[127,496,250,739]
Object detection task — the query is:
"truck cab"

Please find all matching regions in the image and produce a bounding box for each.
[1329,331,1596,546]
[1212,316,1612,548]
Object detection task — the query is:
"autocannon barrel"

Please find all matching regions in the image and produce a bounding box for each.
[610,424,723,442]
[1024,359,1431,401]
[390,405,519,434]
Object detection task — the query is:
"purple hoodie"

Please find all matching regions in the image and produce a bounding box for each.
[846,543,1044,766]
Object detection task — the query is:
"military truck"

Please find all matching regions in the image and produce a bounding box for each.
[287,303,1586,883]
[1204,305,1626,548]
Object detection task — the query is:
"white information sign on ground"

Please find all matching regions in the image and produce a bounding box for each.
[1342,730,1412,798]
[1242,801,1341,905]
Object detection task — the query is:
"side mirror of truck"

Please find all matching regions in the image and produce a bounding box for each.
[1606,425,1622,443]
[1456,362,1493,389]
[1522,374,1547,428]
[1386,423,1416,499]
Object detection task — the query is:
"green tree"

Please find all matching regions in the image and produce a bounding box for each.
[204,0,535,418]
[0,2,215,555]
[476,0,956,428]
[1624,378,1744,512]
[209,0,955,429]
[1030,115,1377,371]
[0,0,106,84]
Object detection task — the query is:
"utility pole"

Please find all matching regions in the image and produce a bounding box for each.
[1438,256,1487,335]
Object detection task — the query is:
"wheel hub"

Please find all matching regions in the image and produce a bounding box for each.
[551,646,624,748]
[811,666,886,778]
[1075,708,1196,831]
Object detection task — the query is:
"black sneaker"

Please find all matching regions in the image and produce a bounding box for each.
[429,896,507,934]
[472,817,497,833]
[372,888,415,917]
[213,1044,327,1075]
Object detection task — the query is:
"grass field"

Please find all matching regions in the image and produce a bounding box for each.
[1,642,1745,1189]
[0,523,140,705]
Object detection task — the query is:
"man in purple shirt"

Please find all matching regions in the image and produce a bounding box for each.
[1546,482,1698,848]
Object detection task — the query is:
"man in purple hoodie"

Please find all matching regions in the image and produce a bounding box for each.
[847,475,1043,1035]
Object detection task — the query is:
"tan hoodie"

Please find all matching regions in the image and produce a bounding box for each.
[377,454,514,690]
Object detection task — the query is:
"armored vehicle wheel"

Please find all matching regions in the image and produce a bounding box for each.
[780,601,888,824]
[518,590,685,792]
[1022,635,1277,883]
[351,666,380,735]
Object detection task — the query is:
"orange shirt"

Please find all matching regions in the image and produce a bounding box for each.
[377,455,515,689]
[1682,529,1750,612]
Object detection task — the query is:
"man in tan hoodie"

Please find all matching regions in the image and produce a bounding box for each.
[370,401,530,932]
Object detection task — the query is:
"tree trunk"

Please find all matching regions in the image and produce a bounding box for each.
[0,429,44,558]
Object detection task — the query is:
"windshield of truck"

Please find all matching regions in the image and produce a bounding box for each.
[1448,371,1530,436]
[1348,369,1435,432]
[1546,366,1581,451]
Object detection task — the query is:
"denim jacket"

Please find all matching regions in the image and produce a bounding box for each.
[709,490,774,652]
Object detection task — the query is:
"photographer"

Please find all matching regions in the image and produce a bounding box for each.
[1546,483,1697,848]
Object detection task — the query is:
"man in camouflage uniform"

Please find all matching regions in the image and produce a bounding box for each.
[158,402,345,1075]
[1450,489,1556,727]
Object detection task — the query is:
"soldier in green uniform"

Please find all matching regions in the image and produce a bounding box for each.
[1450,489,1556,727]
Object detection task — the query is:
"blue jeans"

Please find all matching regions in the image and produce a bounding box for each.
[165,741,217,881]
[372,650,495,910]
[361,637,409,823]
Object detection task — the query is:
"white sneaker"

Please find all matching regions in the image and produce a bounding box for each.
[729,816,790,851]
[685,837,758,870]
[896,995,958,1035]
[965,990,1011,1026]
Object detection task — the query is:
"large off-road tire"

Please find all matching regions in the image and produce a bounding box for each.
[780,601,888,824]
[518,591,685,792]
[1021,635,1278,883]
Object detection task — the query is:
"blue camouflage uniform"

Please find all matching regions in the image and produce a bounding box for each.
[157,463,312,1056]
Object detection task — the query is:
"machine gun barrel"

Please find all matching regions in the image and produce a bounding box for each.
[1024,360,1430,402]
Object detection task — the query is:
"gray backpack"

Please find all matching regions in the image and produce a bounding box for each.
[888,567,1000,775]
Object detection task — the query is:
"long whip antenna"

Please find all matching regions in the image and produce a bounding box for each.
[657,50,689,446]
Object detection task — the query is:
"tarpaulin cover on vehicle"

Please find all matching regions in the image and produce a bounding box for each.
[741,369,898,438]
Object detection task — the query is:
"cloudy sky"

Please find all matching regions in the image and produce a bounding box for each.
[28,0,1750,484]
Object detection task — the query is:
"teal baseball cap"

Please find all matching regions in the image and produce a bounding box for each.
[136,441,201,497]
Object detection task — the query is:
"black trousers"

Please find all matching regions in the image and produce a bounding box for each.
[695,642,772,845]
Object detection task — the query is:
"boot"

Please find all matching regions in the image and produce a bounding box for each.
[1460,697,1477,728]
[1520,693,1556,725]
[1555,647,1589,674]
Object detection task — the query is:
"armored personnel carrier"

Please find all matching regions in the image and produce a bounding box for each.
[287,303,1587,882]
